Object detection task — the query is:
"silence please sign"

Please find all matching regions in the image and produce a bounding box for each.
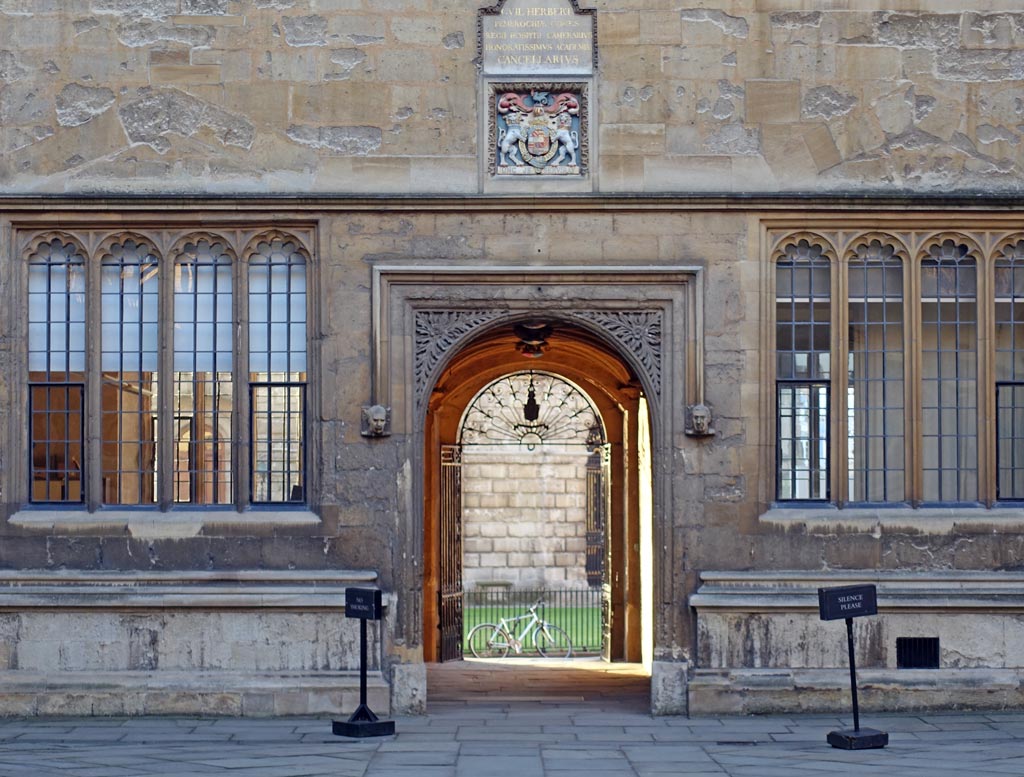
[818,584,878,621]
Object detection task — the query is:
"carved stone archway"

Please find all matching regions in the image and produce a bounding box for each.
[372,266,700,715]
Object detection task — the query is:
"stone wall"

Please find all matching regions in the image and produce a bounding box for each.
[462,445,590,591]
[1,2,1022,194]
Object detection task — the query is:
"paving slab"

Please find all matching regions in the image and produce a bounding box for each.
[0,699,1021,776]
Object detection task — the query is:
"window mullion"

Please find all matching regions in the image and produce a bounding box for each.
[905,242,922,506]
[978,245,995,506]
[236,236,250,512]
[86,243,103,511]
[832,242,849,506]
[158,239,174,510]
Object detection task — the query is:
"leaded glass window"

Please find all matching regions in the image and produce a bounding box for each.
[776,238,831,501]
[771,230,1022,508]
[28,238,86,504]
[249,238,307,504]
[847,239,904,503]
[996,239,1024,500]
[101,239,160,505]
[24,230,311,511]
[174,239,234,505]
[920,239,977,503]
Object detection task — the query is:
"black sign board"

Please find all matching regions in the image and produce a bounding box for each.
[817,583,887,750]
[818,584,877,621]
[345,588,382,620]
[334,586,394,738]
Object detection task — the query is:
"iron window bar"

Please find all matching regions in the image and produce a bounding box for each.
[249,381,307,505]
[996,382,1024,501]
[28,382,86,504]
[775,380,831,502]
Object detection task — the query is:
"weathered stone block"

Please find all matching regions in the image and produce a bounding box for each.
[745,80,800,124]
[599,123,665,155]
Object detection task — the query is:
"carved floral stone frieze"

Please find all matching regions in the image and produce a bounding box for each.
[413,308,663,405]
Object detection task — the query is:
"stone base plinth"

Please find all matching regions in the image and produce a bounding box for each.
[689,668,1024,715]
[0,670,390,717]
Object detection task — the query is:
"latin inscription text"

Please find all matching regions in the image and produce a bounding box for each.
[482,1,593,74]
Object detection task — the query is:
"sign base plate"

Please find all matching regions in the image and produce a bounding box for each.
[827,728,888,750]
[332,718,395,738]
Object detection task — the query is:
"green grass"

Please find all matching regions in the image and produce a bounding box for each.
[463,606,602,654]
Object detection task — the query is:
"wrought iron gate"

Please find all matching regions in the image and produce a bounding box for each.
[585,451,605,587]
[593,444,613,662]
[438,444,464,661]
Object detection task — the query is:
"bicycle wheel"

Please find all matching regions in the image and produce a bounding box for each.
[534,623,572,658]
[467,623,511,659]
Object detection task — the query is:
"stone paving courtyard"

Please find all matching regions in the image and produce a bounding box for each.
[0,704,1023,776]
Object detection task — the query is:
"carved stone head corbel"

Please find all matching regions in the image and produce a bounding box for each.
[361,404,391,437]
[685,403,715,437]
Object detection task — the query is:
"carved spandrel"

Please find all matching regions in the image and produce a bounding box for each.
[572,311,663,397]
[414,310,504,406]
[413,309,665,405]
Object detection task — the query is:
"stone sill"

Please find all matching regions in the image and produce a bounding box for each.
[0,569,380,609]
[761,505,1024,533]
[692,570,1024,613]
[9,508,321,538]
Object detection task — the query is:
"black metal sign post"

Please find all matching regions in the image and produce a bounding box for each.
[333,588,395,738]
[817,584,888,750]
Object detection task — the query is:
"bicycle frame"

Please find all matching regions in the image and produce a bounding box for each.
[465,598,572,659]
[496,610,541,653]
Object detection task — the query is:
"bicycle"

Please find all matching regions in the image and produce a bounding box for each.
[466,598,573,659]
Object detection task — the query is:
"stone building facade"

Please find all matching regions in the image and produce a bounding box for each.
[1,0,1024,716]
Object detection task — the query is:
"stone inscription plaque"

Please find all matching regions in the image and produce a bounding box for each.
[482,0,594,76]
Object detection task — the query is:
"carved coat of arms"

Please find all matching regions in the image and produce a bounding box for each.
[495,89,583,175]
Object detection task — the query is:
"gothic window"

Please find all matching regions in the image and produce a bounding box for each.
[173,239,234,505]
[28,238,86,504]
[25,230,311,510]
[775,237,831,501]
[996,239,1024,500]
[248,238,307,504]
[920,240,977,502]
[774,230,1020,508]
[847,239,905,503]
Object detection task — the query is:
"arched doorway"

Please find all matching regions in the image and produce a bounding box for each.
[423,319,652,670]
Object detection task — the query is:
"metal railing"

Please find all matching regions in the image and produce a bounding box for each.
[463,586,602,655]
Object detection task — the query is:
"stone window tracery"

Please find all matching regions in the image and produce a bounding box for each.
[23,228,312,511]
[771,227,1024,508]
